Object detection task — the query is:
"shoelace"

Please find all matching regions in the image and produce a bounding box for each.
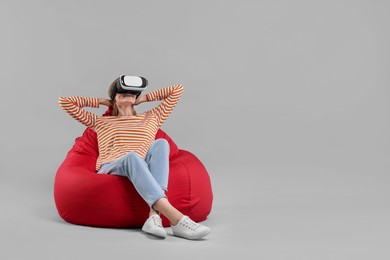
[181,217,200,231]
[152,215,163,227]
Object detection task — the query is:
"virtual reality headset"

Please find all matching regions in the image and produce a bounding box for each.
[110,75,148,100]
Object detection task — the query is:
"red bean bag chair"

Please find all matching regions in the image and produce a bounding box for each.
[54,110,213,228]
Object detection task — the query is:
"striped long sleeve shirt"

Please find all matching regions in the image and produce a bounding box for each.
[59,84,184,171]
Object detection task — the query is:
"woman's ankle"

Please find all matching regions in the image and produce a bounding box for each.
[149,207,159,217]
[152,198,184,225]
[170,213,184,226]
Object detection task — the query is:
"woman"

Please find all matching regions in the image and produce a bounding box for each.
[58,76,210,240]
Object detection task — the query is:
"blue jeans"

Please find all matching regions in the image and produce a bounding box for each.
[97,139,170,207]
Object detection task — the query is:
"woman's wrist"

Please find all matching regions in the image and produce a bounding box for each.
[135,95,148,106]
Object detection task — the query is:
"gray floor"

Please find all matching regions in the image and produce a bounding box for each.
[1,150,389,260]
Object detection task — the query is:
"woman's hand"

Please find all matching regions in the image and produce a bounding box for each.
[134,95,147,106]
[99,98,113,107]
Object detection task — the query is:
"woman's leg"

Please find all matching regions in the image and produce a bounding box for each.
[144,139,170,192]
[98,148,211,239]
[144,141,211,239]
[98,142,178,224]
[98,151,166,208]
[152,197,183,225]
[144,139,170,216]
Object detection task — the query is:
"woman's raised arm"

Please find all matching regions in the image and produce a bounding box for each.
[58,96,102,128]
[145,84,184,127]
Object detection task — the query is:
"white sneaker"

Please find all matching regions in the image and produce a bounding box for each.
[142,214,167,238]
[171,216,211,240]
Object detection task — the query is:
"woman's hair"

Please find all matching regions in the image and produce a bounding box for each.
[108,78,119,116]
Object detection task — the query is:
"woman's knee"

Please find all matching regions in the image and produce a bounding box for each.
[124,151,141,163]
[154,139,170,152]
[123,151,148,170]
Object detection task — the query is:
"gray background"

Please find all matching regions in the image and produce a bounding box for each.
[1,0,389,259]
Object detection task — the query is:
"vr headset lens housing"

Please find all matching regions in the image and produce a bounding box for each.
[111,75,148,100]
[122,76,144,88]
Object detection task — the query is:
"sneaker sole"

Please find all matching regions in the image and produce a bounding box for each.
[142,225,167,238]
[173,229,211,240]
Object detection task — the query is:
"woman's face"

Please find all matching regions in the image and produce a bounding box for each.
[115,93,136,106]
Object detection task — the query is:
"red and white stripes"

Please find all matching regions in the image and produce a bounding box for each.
[59,84,183,171]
